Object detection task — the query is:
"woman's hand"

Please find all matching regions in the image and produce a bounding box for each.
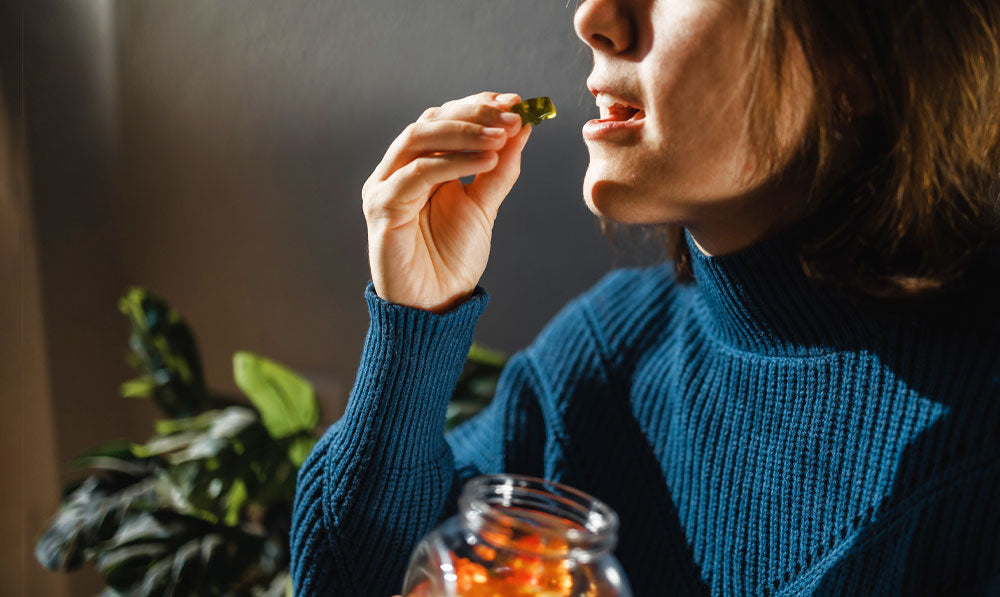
[362,91,532,313]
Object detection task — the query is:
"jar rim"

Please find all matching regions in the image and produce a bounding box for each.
[458,474,619,558]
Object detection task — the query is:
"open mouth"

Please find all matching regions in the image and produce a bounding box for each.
[601,105,644,122]
[595,91,645,122]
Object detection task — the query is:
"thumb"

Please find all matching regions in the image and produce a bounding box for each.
[465,123,532,217]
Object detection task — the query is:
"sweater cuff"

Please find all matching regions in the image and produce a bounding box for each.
[339,282,490,467]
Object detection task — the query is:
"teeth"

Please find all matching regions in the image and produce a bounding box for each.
[596,92,620,120]
[595,91,643,120]
[596,92,618,108]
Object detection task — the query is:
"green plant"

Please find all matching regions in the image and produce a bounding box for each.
[446,343,507,431]
[35,287,506,596]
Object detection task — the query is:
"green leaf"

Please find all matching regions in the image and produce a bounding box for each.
[133,408,257,461]
[44,287,312,594]
[93,511,262,595]
[445,343,507,430]
[166,538,203,595]
[135,407,269,525]
[467,343,507,367]
[136,557,172,596]
[70,440,147,475]
[233,351,318,440]
[255,571,293,597]
[35,475,160,572]
[223,479,247,527]
[445,397,494,431]
[118,287,208,417]
[72,456,150,479]
[131,432,200,459]
[107,511,172,545]
[167,409,256,466]
[154,409,223,436]
[120,377,155,399]
[98,542,168,591]
[287,436,316,468]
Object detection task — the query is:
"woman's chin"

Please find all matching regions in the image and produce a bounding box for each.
[582,178,673,225]
[583,170,629,218]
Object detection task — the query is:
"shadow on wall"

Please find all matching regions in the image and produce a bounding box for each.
[8,0,630,594]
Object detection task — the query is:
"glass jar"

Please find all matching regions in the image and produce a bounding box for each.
[401,474,632,596]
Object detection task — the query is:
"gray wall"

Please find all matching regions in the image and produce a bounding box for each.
[8,1,145,594]
[110,0,618,414]
[11,1,661,593]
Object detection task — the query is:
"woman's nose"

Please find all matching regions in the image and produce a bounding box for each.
[573,0,633,55]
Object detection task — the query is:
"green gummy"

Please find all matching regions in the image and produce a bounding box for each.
[509,96,557,126]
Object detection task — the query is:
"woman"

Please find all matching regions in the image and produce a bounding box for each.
[291,0,1000,594]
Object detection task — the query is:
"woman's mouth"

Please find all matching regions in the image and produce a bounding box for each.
[595,91,646,122]
[584,92,645,141]
[599,105,645,122]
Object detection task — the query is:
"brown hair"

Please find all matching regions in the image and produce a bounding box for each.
[663,0,1000,297]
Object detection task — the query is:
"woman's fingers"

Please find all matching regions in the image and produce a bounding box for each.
[365,150,499,222]
[360,91,534,311]
[372,120,509,181]
[466,122,532,218]
[370,93,522,182]
[428,91,521,124]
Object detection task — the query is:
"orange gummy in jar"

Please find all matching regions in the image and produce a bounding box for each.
[401,475,632,596]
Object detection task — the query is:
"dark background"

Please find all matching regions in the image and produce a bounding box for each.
[2,1,667,594]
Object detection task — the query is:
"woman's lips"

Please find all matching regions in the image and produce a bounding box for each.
[583,110,645,141]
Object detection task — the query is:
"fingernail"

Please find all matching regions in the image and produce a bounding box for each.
[482,127,506,137]
[496,93,519,103]
[499,112,521,125]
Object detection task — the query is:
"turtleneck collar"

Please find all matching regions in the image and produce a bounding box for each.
[685,227,878,356]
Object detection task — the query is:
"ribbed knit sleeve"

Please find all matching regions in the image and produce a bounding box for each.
[289,280,607,596]
[290,282,490,596]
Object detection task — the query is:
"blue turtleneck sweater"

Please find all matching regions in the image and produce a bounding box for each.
[290,231,1000,596]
